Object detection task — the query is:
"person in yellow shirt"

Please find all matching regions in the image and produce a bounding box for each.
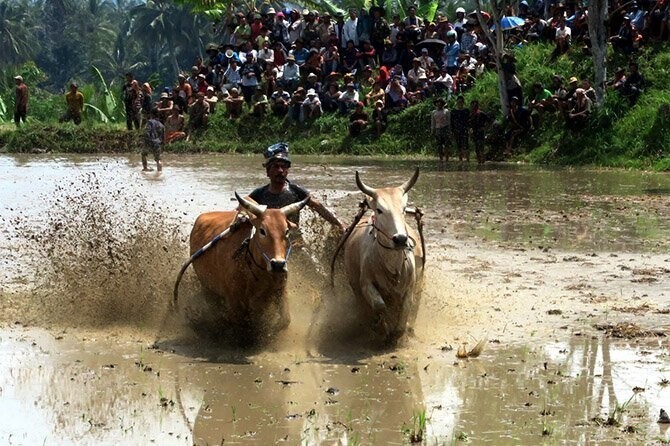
[60,83,84,125]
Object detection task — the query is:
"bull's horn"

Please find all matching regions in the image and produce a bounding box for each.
[400,168,420,194]
[355,171,377,198]
[235,192,265,217]
[281,196,310,216]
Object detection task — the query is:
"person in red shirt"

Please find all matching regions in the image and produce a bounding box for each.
[14,75,29,127]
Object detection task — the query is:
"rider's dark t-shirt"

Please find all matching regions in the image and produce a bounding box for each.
[249,181,310,223]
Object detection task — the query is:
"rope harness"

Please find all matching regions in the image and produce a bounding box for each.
[330,200,426,286]
[172,213,296,308]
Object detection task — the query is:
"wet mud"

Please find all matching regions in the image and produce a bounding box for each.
[1,154,669,445]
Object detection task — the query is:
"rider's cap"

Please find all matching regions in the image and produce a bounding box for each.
[263,142,291,167]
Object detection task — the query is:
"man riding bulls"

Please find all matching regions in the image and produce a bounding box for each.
[249,142,346,232]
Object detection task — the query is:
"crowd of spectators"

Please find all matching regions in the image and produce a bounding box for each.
[125,0,660,159]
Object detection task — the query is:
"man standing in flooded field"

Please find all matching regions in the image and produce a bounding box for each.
[249,143,346,232]
[14,75,29,127]
[60,83,84,125]
[142,109,164,172]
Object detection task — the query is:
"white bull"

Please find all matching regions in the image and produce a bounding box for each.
[343,168,424,344]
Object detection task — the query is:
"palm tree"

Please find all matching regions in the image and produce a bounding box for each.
[0,0,38,65]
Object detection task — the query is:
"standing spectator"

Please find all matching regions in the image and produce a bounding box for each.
[233,13,251,49]
[223,59,241,91]
[470,100,490,165]
[371,8,390,64]
[122,72,140,130]
[272,11,290,47]
[288,9,305,44]
[142,109,164,172]
[344,9,359,47]
[506,96,532,154]
[442,31,460,75]
[431,97,451,161]
[317,12,334,43]
[357,8,373,43]
[140,82,153,126]
[451,95,470,162]
[403,6,423,43]
[60,82,84,125]
[348,101,369,136]
[334,11,347,49]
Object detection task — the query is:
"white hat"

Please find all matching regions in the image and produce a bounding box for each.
[266,7,276,14]
[225,49,234,58]
[14,75,23,81]
[307,88,317,96]
[456,7,466,13]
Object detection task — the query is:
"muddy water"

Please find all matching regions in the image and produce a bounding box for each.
[1,154,669,445]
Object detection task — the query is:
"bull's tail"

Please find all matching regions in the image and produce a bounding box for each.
[172,226,233,309]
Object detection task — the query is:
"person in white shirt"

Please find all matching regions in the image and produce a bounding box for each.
[280,55,300,92]
[433,67,454,97]
[301,88,322,121]
[343,9,359,47]
[257,40,274,68]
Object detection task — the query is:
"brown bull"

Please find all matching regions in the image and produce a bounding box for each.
[189,192,308,337]
[343,168,424,344]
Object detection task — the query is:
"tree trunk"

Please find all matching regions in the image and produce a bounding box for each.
[475,0,509,115]
[588,0,608,106]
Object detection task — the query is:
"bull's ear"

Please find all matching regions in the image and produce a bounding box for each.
[400,167,420,194]
[281,196,309,216]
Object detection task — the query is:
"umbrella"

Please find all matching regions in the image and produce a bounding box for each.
[491,16,526,31]
[416,38,447,52]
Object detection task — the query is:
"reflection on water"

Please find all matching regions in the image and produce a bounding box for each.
[1,329,668,445]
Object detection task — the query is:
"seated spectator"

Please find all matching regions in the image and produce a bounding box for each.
[287,87,306,122]
[458,51,477,72]
[270,84,291,116]
[303,49,323,77]
[418,47,436,71]
[303,73,322,96]
[165,106,186,144]
[342,40,360,73]
[454,67,475,93]
[621,61,644,104]
[359,65,376,89]
[223,59,241,91]
[349,101,369,136]
[250,88,269,119]
[407,58,426,91]
[301,88,322,122]
[358,40,376,69]
[407,74,430,104]
[365,80,385,106]
[609,16,639,54]
[528,81,554,115]
[322,45,339,75]
[273,41,287,68]
[551,18,571,60]
[566,88,592,130]
[607,67,627,93]
[506,96,532,154]
[582,79,596,102]
[204,86,218,113]
[381,39,398,68]
[290,38,310,66]
[224,87,244,119]
[385,77,408,110]
[433,67,454,97]
[280,55,301,93]
[338,82,359,114]
[527,13,549,42]
[186,92,210,140]
[156,92,174,122]
[371,100,387,136]
[257,39,275,69]
[322,83,342,112]
[261,64,278,97]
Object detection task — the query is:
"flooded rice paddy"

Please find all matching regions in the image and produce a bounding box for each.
[0,154,669,445]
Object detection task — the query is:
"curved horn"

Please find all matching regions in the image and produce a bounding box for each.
[281,196,310,216]
[355,171,376,198]
[400,167,420,194]
[235,192,265,217]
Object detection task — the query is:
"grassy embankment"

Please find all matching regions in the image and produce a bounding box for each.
[1,43,669,170]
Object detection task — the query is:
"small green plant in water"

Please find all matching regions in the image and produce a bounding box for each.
[402,409,428,444]
[606,393,636,426]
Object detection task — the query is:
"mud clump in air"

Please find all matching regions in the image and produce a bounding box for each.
[8,171,182,329]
